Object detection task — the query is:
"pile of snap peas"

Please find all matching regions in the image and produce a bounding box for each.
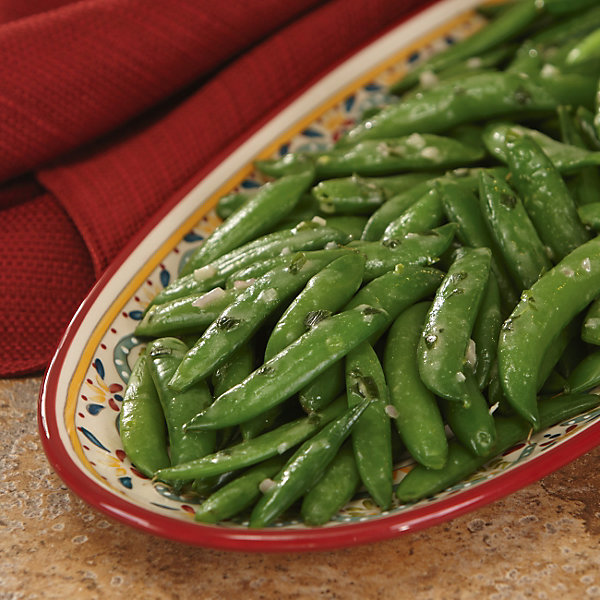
[119,0,600,528]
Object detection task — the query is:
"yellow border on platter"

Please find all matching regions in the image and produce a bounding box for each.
[65,8,482,484]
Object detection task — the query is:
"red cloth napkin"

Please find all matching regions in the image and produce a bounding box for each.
[0,0,429,377]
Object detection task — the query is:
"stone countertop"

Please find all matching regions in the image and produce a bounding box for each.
[3,376,600,599]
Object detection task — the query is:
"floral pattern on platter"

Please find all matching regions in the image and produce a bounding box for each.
[68,10,600,529]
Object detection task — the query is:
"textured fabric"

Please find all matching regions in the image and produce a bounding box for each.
[0,0,429,376]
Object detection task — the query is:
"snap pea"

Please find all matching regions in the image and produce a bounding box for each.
[478,170,551,291]
[530,3,600,45]
[565,28,600,68]
[185,305,389,430]
[215,190,256,220]
[146,338,216,466]
[345,342,393,510]
[389,0,542,95]
[383,303,448,470]
[300,441,360,526]
[498,236,600,428]
[298,361,346,414]
[181,169,314,272]
[119,351,170,477]
[582,297,600,345]
[566,351,600,393]
[381,187,444,241]
[505,40,544,77]
[170,250,352,391]
[323,216,367,241]
[578,204,600,232]
[249,400,369,528]
[311,176,387,215]
[396,392,600,503]
[504,134,589,262]
[418,247,492,405]
[576,106,600,150]
[194,456,286,524]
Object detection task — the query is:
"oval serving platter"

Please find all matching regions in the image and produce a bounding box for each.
[39,0,600,552]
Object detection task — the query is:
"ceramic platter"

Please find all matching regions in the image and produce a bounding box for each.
[39,0,600,552]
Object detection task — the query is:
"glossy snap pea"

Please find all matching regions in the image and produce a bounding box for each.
[383,302,448,470]
[566,351,600,393]
[418,247,492,405]
[298,361,346,414]
[119,351,170,477]
[185,305,389,430]
[182,169,314,271]
[146,338,216,466]
[396,393,600,503]
[249,400,369,528]
[578,204,600,232]
[215,190,256,220]
[300,441,360,526]
[504,134,589,262]
[311,175,387,215]
[345,342,393,509]
[498,236,600,428]
[478,170,551,290]
[323,216,367,241]
[576,106,600,150]
[582,297,600,345]
[194,455,286,524]
[170,250,351,391]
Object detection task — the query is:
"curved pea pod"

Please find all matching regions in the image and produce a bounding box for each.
[381,187,444,241]
[498,236,600,429]
[155,397,346,482]
[169,249,353,391]
[505,40,544,77]
[566,27,600,69]
[185,305,389,430]
[579,204,600,233]
[300,441,360,526]
[119,352,170,477]
[438,176,518,313]
[482,122,600,174]
[182,169,314,272]
[298,361,345,414]
[360,223,457,281]
[418,247,492,405]
[504,134,589,262]
[471,272,502,390]
[478,170,551,291]
[215,190,256,220]
[389,0,542,95]
[340,72,559,147]
[396,393,600,503]
[582,297,600,345]
[311,175,387,215]
[324,216,367,241]
[567,351,600,393]
[345,342,393,510]
[146,338,216,467]
[194,455,287,524]
[249,399,369,528]
[576,106,600,151]
[136,287,241,338]
[383,303,448,470]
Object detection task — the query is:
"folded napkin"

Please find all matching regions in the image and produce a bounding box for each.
[0,0,429,377]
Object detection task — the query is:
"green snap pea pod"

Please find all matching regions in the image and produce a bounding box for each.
[341,72,560,148]
[298,361,346,413]
[440,374,497,457]
[530,4,600,45]
[388,0,542,95]
[576,106,600,151]
[566,351,600,393]
[579,204,600,232]
[478,170,551,290]
[582,297,600,345]
[418,247,492,405]
[215,190,256,220]
[504,134,589,262]
[396,392,600,503]
[185,305,389,430]
[249,399,369,528]
[498,235,600,428]
[265,253,366,360]
[182,169,314,272]
[146,339,216,467]
[136,287,241,338]
[383,302,448,470]
[381,187,444,241]
[155,397,346,482]
[437,176,518,313]
[269,194,324,231]
[345,342,393,509]
[119,351,170,477]
[505,40,544,77]
[565,27,600,68]
[360,223,457,282]
[472,272,503,390]
[323,216,367,241]
[300,441,360,526]
[194,455,287,524]
[482,122,600,174]
[170,250,352,391]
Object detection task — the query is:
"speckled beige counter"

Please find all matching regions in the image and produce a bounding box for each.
[3,376,600,599]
